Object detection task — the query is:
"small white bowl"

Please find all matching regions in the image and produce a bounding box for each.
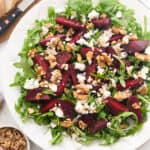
[0,125,30,150]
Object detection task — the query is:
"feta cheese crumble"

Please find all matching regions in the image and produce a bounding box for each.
[145,46,150,55]
[88,10,99,21]
[24,78,39,89]
[49,83,57,92]
[77,73,86,83]
[116,11,122,18]
[52,107,64,118]
[74,62,86,71]
[138,66,149,79]
[97,66,105,74]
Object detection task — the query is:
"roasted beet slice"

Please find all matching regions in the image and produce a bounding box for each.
[40,99,58,113]
[69,64,78,85]
[59,100,77,119]
[106,47,116,55]
[91,18,111,29]
[71,31,84,43]
[56,52,71,69]
[117,78,143,91]
[57,71,69,96]
[86,60,97,78]
[80,47,91,56]
[78,114,97,127]
[39,34,66,46]
[122,40,150,53]
[127,96,143,123]
[109,34,124,42]
[105,97,128,115]
[56,16,84,30]
[26,88,50,102]
[89,120,107,135]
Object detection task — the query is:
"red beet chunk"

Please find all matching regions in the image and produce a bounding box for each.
[69,64,78,85]
[86,60,97,78]
[79,114,97,127]
[56,71,69,96]
[91,18,111,29]
[117,78,143,91]
[89,120,107,135]
[106,47,116,55]
[71,31,84,43]
[56,16,84,30]
[122,40,150,53]
[80,47,91,56]
[26,88,50,102]
[105,97,129,115]
[59,100,77,119]
[39,34,66,46]
[127,96,143,123]
[40,99,58,113]
[109,34,124,42]
[56,52,71,69]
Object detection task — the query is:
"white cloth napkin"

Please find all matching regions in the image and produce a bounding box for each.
[139,0,150,9]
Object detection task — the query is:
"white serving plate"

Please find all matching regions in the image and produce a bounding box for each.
[1,0,150,150]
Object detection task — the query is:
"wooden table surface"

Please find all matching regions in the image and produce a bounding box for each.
[0,0,41,43]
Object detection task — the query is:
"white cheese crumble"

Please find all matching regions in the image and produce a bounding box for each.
[120,52,127,59]
[97,66,105,74]
[50,122,57,128]
[24,78,39,89]
[41,26,49,36]
[138,66,149,79]
[126,66,133,75]
[77,73,86,83]
[74,62,86,71]
[98,29,113,47]
[61,64,69,70]
[145,46,150,55]
[75,101,96,114]
[87,76,93,83]
[88,10,99,21]
[116,11,122,18]
[52,107,64,118]
[49,83,57,92]
[84,29,98,39]
[65,37,71,42]
[122,35,129,44]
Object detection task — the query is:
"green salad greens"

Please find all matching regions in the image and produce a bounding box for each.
[11,0,150,146]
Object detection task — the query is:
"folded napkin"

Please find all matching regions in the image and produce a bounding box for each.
[139,0,150,9]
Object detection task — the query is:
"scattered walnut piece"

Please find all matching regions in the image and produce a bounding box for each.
[135,52,150,62]
[137,84,148,95]
[28,107,35,114]
[37,66,46,76]
[96,53,112,68]
[86,23,94,30]
[74,84,90,93]
[132,103,140,109]
[78,120,88,130]
[45,54,57,69]
[114,90,132,101]
[73,91,88,101]
[86,51,93,63]
[35,93,42,100]
[112,26,127,35]
[57,41,64,50]
[77,54,82,62]
[55,24,64,33]
[67,28,75,36]
[44,23,53,28]
[60,119,73,128]
[45,32,54,39]
[129,34,138,40]
[119,124,128,129]
[101,13,107,18]
[39,80,49,88]
[28,48,37,58]
[51,70,62,83]
[66,43,75,52]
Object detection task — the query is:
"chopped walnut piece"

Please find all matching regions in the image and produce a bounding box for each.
[137,84,148,95]
[44,32,54,39]
[86,23,94,30]
[77,54,82,62]
[51,69,62,83]
[45,54,57,69]
[114,90,132,101]
[132,103,140,109]
[96,53,112,68]
[35,93,42,99]
[57,41,64,50]
[39,80,49,88]
[37,66,46,76]
[78,120,88,130]
[28,48,37,58]
[66,43,75,52]
[67,28,75,36]
[55,24,65,33]
[119,124,128,129]
[60,119,73,128]
[86,51,93,63]
[135,52,150,62]
[28,107,35,114]
[129,34,138,40]
[73,91,88,101]
[44,23,53,28]
[101,13,107,18]
[112,26,127,35]
[49,37,60,49]
[74,84,90,93]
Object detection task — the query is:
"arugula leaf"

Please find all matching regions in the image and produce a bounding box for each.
[48,7,56,23]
